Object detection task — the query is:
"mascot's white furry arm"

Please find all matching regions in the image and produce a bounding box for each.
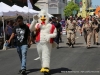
[29,15,38,32]
[29,10,57,74]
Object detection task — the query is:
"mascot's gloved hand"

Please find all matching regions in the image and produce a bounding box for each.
[30,15,39,32]
[33,15,39,21]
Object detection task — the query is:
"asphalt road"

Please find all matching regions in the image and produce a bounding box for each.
[0,32,100,75]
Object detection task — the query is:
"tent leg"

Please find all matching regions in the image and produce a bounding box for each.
[2,16,5,43]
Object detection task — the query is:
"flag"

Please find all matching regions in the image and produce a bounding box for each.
[27,0,33,9]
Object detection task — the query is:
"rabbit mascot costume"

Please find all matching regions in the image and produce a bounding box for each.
[29,10,57,75]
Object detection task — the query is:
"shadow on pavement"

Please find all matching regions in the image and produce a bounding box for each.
[87,47,98,49]
[74,46,84,48]
[97,43,100,45]
[50,67,72,74]
[59,41,64,43]
[58,46,68,48]
[75,43,84,45]
[26,68,72,75]
[22,73,27,75]
[26,69,40,74]
[58,46,84,49]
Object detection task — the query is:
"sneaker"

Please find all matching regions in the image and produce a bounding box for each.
[18,69,26,74]
[72,45,74,48]
[21,69,26,74]
[66,43,71,47]
[56,44,59,49]
[59,40,62,43]
[57,46,59,49]
[96,43,99,45]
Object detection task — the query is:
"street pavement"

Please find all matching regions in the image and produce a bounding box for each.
[0,32,100,75]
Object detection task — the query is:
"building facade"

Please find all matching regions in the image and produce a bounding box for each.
[75,0,91,8]
[87,0,92,8]
[67,0,91,8]
[75,0,82,7]
[35,0,67,18]
[67,0,75,4]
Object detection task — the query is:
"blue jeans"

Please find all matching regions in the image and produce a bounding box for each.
[17,45,28,70]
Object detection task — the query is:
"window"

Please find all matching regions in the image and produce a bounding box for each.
[49,4,57,7]
[49,8,57,14]
[51,0,57,1]
[63,0,65,3]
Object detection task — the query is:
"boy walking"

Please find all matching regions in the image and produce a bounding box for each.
[8,16,31,74]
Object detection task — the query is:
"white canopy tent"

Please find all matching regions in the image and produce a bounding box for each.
[23,6,39,23]
[0,2,17,42]
[11,5,39,23]
[12,5,39,18]
[23,6,39,15]
[0,2,17,20]
[12,5,28,17]
[0,2,16,17]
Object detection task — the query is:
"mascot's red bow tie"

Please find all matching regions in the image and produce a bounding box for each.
[41,22,45,25]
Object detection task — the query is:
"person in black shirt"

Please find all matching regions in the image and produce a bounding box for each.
[8,16,31,74]
[51,17,62,49]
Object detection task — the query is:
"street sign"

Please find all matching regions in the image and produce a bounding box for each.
[73,10,77,17]
[73,10,77,15]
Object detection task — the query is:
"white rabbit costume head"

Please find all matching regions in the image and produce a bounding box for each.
[38,10,49,24]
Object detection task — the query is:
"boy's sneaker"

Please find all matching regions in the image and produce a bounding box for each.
[21,69,26,74]
[18,69,26,74]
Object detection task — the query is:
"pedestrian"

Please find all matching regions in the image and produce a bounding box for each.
[82,18,93,49]
[0,21,3,36]
[8,16,31,74]
[92,17,99,45]
[77,17,83,36]
[66,16,77,48]
[5,20,14,48]
[51,17,61,49]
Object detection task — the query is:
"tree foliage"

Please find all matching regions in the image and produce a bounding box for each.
[64,1,79,16]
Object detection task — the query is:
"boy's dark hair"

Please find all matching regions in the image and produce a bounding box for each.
[16,16,23,20]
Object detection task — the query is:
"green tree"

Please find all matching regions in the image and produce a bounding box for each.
[64,0,79,16]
